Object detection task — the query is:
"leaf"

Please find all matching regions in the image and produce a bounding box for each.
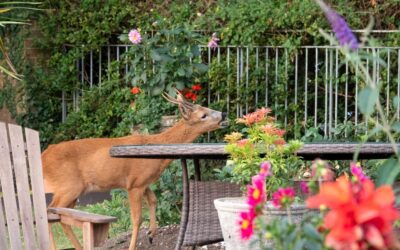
[303,223,322,241]
[358,87,378,116]
[150,50,162,61]
[193,63,208,73]
[393,96,400,110]
[392,122,400,133]
[151,86,164,96]
[177,68,185,77]
[376,158,400,186]
[293,239,305,250]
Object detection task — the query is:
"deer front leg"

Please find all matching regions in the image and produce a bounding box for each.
[144,187,157,243]
[128,187,146,250]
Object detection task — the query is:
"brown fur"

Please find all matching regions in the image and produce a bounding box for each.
[42,94,226,250]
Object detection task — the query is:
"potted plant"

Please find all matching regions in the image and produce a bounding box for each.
[214,107,311,249]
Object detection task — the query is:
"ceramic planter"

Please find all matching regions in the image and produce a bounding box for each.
[214,197,308,250]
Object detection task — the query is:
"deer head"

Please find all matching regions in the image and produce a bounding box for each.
[163,91,228,133]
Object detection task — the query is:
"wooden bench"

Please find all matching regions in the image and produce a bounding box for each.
[0,122,117,250]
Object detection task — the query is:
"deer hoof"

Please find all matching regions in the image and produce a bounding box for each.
[147,231,154,244]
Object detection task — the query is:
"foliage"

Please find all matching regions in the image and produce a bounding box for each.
[224,108,303,191]
[120,27,208,96]
[83,190,131,236]
[0,0,399,230]
[255,214,326,250]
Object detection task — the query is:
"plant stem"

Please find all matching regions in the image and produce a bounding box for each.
[286,205,292,224]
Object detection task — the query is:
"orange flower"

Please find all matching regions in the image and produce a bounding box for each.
[262,124,286,137]
[130,87,141,94]
[307,176,399,250]
[237,107,272,126]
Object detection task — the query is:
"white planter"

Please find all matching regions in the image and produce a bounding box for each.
[214,197,308,250]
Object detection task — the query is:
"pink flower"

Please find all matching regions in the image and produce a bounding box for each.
[247,175,265,208]
[129,29,142,44]
[350,162,369,182]
[238,211,255,240]
[300,181,310,194]
[207,32,219,50]
[272,187,296,208]
[236,139,250,147]
[259,161,272,177]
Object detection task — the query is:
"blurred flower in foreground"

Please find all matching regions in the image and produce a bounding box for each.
[315,0,359,51]
[350,162,369,182]
[239,162,269,240]
[129,29,142,44]
[300,181,310,194]
[307,176,399,249]
[208,32,220,50]
[238,210,255,240]
[271,187,295,208]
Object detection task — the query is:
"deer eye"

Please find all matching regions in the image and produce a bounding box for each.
[201,114,208,119]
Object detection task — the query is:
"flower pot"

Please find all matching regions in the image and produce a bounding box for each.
[214,197,308,250]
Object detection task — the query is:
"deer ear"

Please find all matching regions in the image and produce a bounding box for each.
[179,104,191,120]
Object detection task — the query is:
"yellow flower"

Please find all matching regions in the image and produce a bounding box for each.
[224,132,243,143]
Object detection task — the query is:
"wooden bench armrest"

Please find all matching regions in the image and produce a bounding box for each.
[48,207,117,224]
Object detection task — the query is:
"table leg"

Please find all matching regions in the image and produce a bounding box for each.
[175,158,190,250]
[193,158,201,181]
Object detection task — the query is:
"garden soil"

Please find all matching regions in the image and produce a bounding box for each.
[98,225,224,250]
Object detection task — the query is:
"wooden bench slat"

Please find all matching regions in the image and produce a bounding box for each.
[8,124,37,249]
[0,197,9,248]
[48,207,117,224]
[26,127,51,249]
[0,122,22,250]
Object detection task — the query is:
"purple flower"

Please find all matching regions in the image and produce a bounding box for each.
[350,162,369,182]
[316,0,359,51]
[300,181,310,194]
[129,29,142,44]
[207,32,219,50]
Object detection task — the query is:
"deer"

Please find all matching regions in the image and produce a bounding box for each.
[41,91,228,250]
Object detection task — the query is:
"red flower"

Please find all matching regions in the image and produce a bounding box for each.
[306,176,399,250]
[130,87,141,94]
[271,187,295,208]
[191,84,202,91]
[184,91,197,102]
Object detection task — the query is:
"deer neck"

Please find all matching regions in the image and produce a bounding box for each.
[154,120,201,144]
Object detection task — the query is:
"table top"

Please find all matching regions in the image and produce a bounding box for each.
[110,143,400,160]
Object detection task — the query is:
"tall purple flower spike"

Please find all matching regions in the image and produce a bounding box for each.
[316,0,359,51]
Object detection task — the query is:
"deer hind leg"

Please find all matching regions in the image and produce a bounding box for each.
[50,188,83,250]
[144,187,157,243]
[128,187,146,250]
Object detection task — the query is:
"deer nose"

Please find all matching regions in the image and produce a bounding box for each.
[221,112,227,120]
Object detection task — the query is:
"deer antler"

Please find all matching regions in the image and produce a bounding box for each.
[162,89,195,111]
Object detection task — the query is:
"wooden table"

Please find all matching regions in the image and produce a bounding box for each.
[109,143,399,249]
